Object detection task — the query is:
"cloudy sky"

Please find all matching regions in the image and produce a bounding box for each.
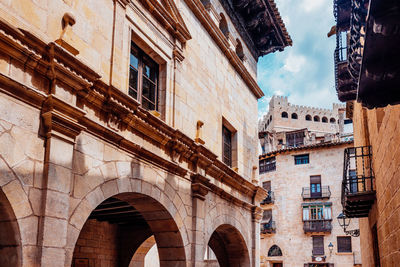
[257,0,338,118]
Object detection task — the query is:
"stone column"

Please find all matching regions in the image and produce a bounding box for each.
[38,98,85,267]
[252,206,263,267]
[191,175,210,267]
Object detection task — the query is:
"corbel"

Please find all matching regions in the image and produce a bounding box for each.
[252,206,263,223]
[41,95,86,143]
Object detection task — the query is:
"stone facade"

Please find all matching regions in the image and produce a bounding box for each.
[259,142,362,267]
[350,102,400,267]
[258,96,349,153]
[0,0,291,266]
[259,96,345,135]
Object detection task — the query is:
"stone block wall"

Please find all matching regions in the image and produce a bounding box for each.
[259,143,361,267]
[352,101,400,267]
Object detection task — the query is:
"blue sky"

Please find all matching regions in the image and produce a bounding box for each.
[257,0,339,118]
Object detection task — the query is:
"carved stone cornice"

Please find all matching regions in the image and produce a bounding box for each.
[0,17,262,200]
[182,0,264,99]
[135,0,192,44]
[191,183,210,200]
[41,95,86,142]
[252,206,263,222]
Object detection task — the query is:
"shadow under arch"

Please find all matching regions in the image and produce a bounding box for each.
[71,193,186,267]
[0,188,22,267]
[207,224,250,267]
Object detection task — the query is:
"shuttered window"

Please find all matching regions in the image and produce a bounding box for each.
[337,236,352,253]
[312,236,324,255]
[262,181,271,191]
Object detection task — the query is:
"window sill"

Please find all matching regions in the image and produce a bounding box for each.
[335,252,353,255]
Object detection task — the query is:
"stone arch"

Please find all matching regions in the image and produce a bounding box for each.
[313,115,320,122]
[305,114,312,121]
[291,113,298,119]
[268,245,283,257]
[0,188,22,267]
[208,224,250,267]
[129,236,157,267]
[66,172,190,267]
[281,112,288,118]
[330,118,336,123]
[235,39,245,60]
[219,13,229,38]
[322,116,328,123]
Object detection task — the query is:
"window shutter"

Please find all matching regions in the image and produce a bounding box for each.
[310,175,321,183]
[262,210,272,222]
[337,236,352,252]
[303,207,309,220]
[312,236,324,255]
[263,181,271,191]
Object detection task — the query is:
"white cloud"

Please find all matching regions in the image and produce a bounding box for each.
[283,53,306,73]
[302,0,325,13]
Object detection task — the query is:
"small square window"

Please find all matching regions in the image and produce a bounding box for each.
[294,154,309,165]
[337,236,352,253]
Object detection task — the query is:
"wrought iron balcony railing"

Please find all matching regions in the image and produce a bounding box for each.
[342,146,375,218]
[303,220,332,233]
[261,221,276,234]
[261,191,274,205]
[302,186,331,200]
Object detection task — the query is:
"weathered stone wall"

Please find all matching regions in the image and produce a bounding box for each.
[352,101,400,267]
[0,0,267,266]
[259,144,361,267]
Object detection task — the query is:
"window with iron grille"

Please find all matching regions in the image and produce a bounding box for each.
[337,236,352,253]
[295,154,309,165]
[222,126,232,167]
[260,157,276,173]
[129,42,159,111]
[312,236,324,255]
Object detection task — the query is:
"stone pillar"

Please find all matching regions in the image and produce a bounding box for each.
[252,206,263,267]
[191,175,210,267]
[38,97,85,267]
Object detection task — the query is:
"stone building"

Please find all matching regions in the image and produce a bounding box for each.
[332,0,400,266]
[258,96,349,153]
[0,0,292,266]
[258,141,362,267]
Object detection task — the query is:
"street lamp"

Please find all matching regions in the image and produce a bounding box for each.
[337,212,360,237]
[328,242,334,255]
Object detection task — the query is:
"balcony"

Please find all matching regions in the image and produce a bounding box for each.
[342,146,375,218]
[302,186,331,200]
[261,191,274,205]
[303,220,332,233]
[261,221,276,234]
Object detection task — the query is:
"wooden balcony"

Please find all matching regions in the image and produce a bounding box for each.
[302,186,331,200]
[342,146,375,218]
[303,220,332,234]
[261,221,276,234]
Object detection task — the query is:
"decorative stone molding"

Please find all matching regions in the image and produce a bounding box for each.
[191,183,210,200]
[0,16,266,203]
[252,206,263,222]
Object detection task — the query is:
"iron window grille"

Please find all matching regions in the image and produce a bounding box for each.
[295,154,309,165]
[260,157,276,173]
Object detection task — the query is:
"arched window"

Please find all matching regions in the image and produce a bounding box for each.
[291,113,298,119]
[322,117,328,123]
[281,112,288,118]
[313,116,320,122]
[305,115,312,121]
[219,13,229,38]
[268,245,282,257]
[330,118,336,123]
[236,39,245,60]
